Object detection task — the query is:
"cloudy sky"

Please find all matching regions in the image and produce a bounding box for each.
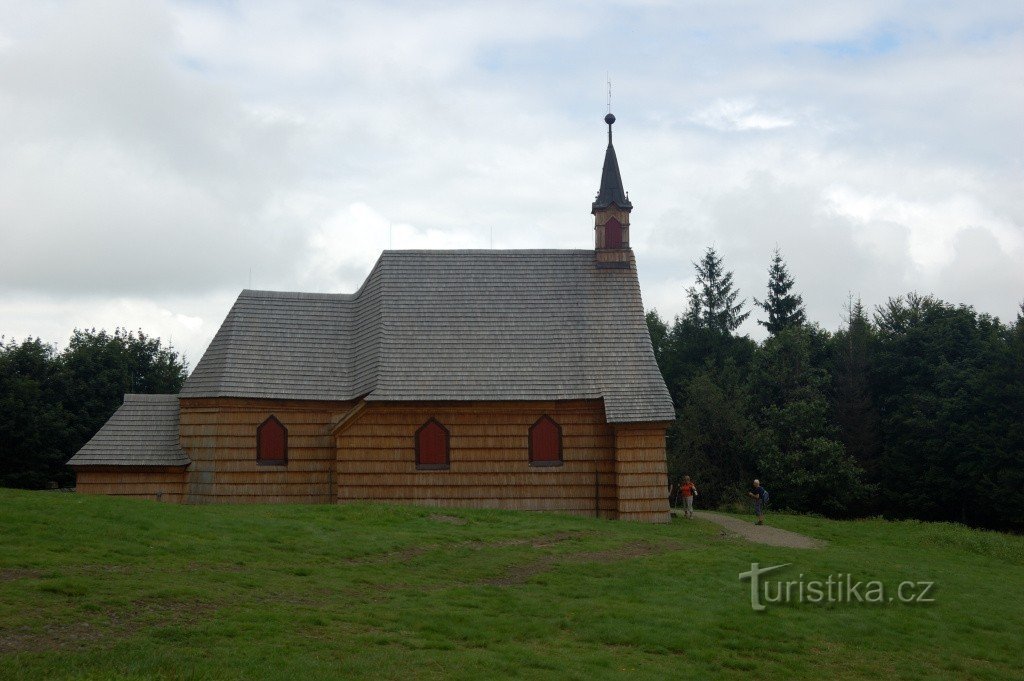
[1,0,1021,366]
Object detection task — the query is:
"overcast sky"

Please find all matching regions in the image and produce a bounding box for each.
[1,0,1021,367]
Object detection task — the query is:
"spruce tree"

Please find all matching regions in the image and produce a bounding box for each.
[685,247,750,334]
[831,297,881,488]
[755,247,806,335]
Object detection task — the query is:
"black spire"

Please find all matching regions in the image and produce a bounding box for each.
[592,112,632,212]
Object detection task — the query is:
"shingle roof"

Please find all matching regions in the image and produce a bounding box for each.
[67,394,190,467]
[180,250,674,423]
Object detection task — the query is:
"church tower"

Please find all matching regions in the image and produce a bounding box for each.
[592,112,632,269]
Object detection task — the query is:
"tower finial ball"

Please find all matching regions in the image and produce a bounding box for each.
[604,113,615,125]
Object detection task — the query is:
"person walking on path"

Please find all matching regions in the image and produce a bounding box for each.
[747,479,768,525]
[679,476,698,518]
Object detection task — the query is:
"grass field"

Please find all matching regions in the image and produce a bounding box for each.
[1,489,1023,680]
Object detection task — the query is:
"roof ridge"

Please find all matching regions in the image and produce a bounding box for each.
[240,289,355,300]
[123,393,179,402]
[381,249,594,255]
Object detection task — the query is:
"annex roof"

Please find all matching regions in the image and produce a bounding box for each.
[180,250,674,423]
[67,394,190,467]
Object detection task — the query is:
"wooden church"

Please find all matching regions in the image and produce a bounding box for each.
[68,114,676,522]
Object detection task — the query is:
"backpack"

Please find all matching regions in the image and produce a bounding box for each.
[761,488,769,503]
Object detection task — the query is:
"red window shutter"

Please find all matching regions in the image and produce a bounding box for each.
[257,416,287,464]
[416,419,449,469]
[605,218,622,248]
[530,416,562,465]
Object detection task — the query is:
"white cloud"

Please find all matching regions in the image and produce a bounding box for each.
[0,0,1021,363]
[0,292,235,367]
[824,185,1024,272]
[690,98,796,131]
[302,201,485,292]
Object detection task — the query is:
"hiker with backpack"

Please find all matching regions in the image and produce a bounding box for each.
[748,479,768,525]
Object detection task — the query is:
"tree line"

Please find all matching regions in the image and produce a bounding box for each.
[0,329,187,489]
[2,266,1021,532]
[649,247,1024,531]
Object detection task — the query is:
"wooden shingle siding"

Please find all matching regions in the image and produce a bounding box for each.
[336,400,620,518]
[84,396,670,521]
[613,424,671,522]
[180,397,355,504]
[75,466,187,503]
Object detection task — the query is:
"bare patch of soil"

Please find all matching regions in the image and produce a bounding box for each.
[565,539,683,563]
[347,545,429,565]
[0,597,219,653]
[87,565,134,573]
[0,620,107,653]
[481,538,683,587]
[467,531,586,550]
[0,568,44,582]
[186,561,245,573]
[530,531,583,547]
[481,557,557,586]
[124,597,218,624]
[429,514,467,525]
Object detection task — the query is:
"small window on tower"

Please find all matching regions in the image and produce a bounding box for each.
[529,416,563,467]
[604,218,623,248]
[416,418,450,470]
[257,415,288,465]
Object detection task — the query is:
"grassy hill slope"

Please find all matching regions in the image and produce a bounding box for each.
[1,489,1022,680]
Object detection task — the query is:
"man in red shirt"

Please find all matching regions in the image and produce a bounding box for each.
[679,475,698,518]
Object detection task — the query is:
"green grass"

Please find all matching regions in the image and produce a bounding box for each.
[1,489,1023,680]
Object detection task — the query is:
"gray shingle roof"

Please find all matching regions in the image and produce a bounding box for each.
[68,394,190,467]
[180,250,674,423]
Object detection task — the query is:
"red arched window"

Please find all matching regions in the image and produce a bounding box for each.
[415,418,450,470]
[529,416,562,467]
[604,218,623,248]
[257,415,287,465]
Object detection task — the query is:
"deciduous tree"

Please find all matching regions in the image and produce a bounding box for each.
[0,329,188,489]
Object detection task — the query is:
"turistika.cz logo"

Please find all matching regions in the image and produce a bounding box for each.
[738,562,936,611]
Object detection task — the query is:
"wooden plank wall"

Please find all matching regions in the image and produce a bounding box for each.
[72,399,670,521]
[74,466,187,503]
[335,400,619,518]
[180,398,355,504]
[613,424,671,522]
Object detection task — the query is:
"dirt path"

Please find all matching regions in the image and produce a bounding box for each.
[675,510,825,549]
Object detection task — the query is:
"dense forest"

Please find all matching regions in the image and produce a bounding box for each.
[650,247,1024,531]
[0,329,187,489]
[2,258,1022,531]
